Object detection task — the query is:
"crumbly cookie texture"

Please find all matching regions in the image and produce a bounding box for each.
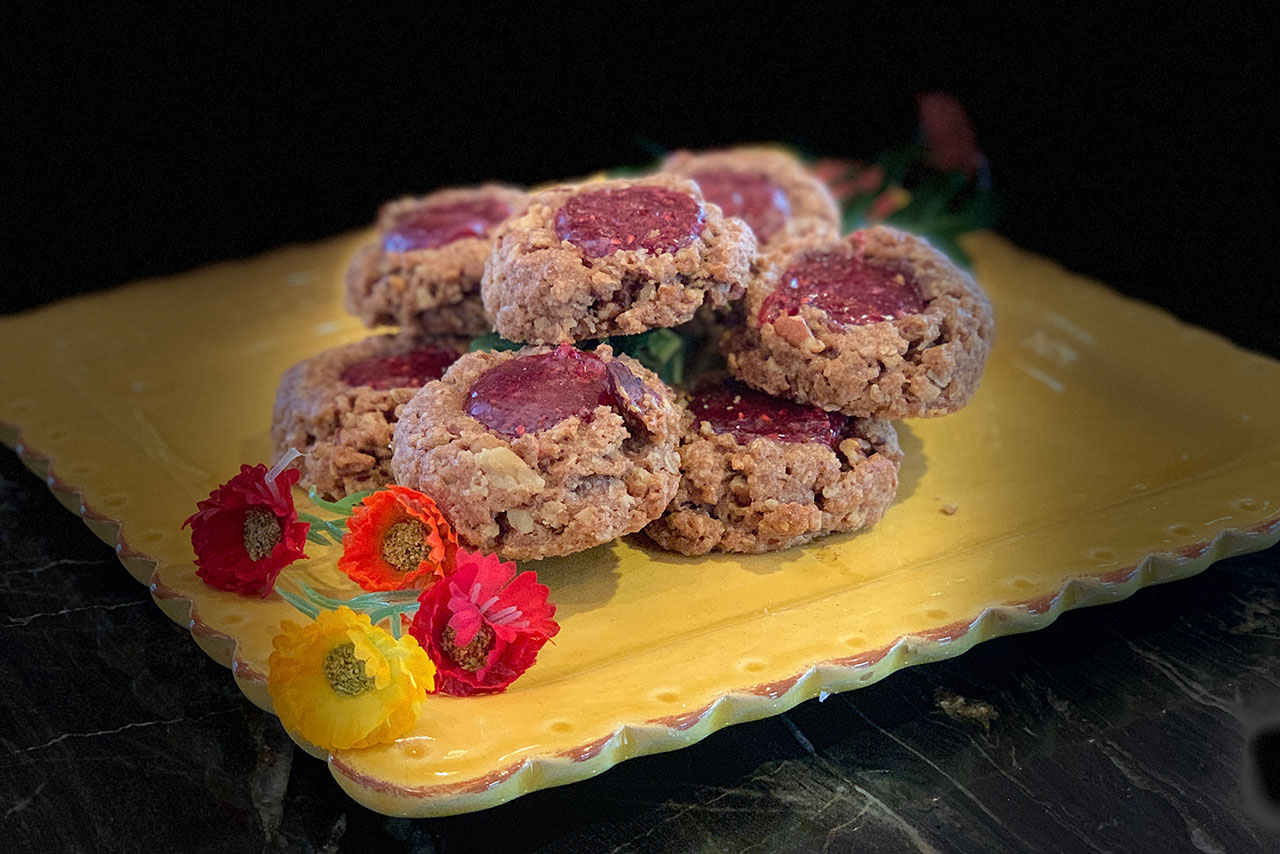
[271,333,471,500]
[644,403,900,555]
[390,345,681,560]
[344,185,527,336]
[725,225,994,418]
[481,174,756,344]
[662,146,842,249]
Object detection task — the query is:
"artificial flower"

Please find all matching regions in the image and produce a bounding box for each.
[811,157,885,203]
[916,92,985,177]
[408,549,559,696]
[338,485,459,591]
[183,453,309,597]
[866,186,913,222]
[268,606,435,751]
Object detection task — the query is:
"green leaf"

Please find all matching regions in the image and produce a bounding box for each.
[331,489,375,512]
[593,328,687,385]
[306,486,372,517]
[469,332,524,353]
[304,529,333,547]
[642,328,684,364]
[297,513,343,545]
[837,137,997,270]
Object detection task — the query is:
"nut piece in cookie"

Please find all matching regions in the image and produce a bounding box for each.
[662,146,842,249]
[725,225,994,418]
[481,175,756,344]
[271,333,470,500]
[345,185,527,336]
[645,380,901,555]
[391,343,681,560]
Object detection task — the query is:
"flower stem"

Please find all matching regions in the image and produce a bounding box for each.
[296,513,345,545]
[274,584,321,619]
[306,487,374,516]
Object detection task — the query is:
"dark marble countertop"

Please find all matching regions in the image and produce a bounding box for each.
[2,443,1277,853]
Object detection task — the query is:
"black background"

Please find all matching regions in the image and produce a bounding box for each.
[4,8,1274,355]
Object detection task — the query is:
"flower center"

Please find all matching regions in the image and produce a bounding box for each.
[442,623,495,672]
[381,519,429,574]
[242,508,282,561]
[323,642,376,696]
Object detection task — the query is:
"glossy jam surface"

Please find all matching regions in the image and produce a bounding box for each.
[383,198,512,253]
[340,348,460,390]
[466,344,645,437]
[554,186,705,258]
[689,168,791,242]
[690,381,846,446]
[760,249,925,327]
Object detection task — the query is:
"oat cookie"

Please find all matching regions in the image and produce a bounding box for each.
[663,146,842,249]
[481,175,756,343]
[724,225,994,418]
[272,333,470,500]
[345,185,527,336]
[644,381,900,555]
[391,343,681,560]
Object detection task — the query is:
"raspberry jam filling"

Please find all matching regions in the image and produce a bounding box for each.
[466,344,645,437]
[689,168,791,242]
[759,248,925,327]
[554,185,705,258]
[340,348,459,390]
[691,381,846,446]
[383,197,512,253]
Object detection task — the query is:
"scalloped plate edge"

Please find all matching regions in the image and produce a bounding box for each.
[325,518,1279,816]
[4,424,1278,816]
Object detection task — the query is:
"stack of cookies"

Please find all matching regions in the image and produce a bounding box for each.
[272,147,994,560]
[272,184,526,499]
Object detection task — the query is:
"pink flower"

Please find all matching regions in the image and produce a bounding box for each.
[408,549,559,696]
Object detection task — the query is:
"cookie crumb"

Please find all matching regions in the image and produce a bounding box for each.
[475,447,546,491]
[940,503,959,515]
[505,508,535,534]
[935,688,998,732]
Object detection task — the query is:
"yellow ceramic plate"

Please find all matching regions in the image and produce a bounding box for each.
[2,230,1277,817]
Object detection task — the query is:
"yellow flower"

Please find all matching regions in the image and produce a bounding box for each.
[267,607,435,751]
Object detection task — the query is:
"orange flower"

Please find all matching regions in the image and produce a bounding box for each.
[337,486,459,591]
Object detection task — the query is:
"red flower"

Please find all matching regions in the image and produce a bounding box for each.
[811,157,885,202]
[917,92,985,177]
[408,549,559,696]
[183,460,309,597]
[338,486,459,591]
[866,186,912,222]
